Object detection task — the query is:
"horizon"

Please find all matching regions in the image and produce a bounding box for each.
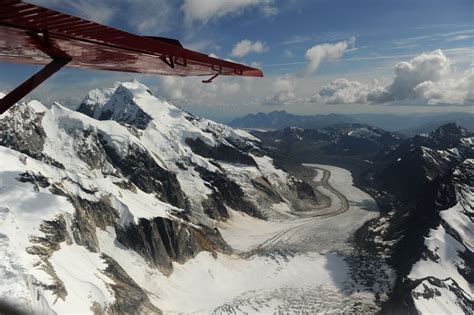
[0,0,473,121]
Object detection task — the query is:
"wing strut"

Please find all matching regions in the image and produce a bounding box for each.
[0,58,71,115]
[202,73,220,84]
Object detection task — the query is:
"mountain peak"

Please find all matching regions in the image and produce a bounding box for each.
[429,122,470,146]
[76,80,175,130]
[431,122,468,136]
[117,79,153,96]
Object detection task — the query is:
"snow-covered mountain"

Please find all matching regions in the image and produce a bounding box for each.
[0,81,316,314]
[229,110,357,130]
[362,124,474,314]
[253,123,402,159]
[408,159,473,313]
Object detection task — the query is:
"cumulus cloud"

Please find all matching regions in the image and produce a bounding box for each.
[414,67,474,105]
[303,37,356,76]
[367,49,451,103]
[312,79,371,104]
[263,75,297,106]
[313,49,473,106]
[231,40,268,57]
[157,76,241,105]
[181,0,276,25]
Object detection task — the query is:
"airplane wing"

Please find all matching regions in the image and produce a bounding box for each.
[0,0,263,113]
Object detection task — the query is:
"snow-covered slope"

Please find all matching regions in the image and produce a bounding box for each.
[0,81,315,313]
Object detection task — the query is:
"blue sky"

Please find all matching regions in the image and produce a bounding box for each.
[1,0,473,121]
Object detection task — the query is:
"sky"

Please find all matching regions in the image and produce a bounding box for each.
[0,0,473,122]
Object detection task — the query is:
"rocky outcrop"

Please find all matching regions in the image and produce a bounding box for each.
[251,177,283,203]
[69,195,119,253]
[16,171,50,191]
[100,140,188,210]
[194,165,261,219]
[102,255,162,315]
[26,215,71,301]
[185,137,257,167]
[116,216,231,275]
[73,129,108,170]
[98,85,152,130]
[0,105,64,168]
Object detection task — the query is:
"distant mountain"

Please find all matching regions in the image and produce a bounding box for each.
[396,116,474,136]
[253,123,402,159]
[228,110,358,130]
[351,112,474,135]
[229,111,474,135]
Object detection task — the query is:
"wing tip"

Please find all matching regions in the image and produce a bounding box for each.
[244,68,264,78]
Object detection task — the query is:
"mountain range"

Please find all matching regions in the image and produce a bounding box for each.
[0,81,472,314]
[229,110,474,135]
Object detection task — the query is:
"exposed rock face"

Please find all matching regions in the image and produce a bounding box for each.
[100,141,188,209]
[185,137,258,167]
[194,165,262,219]
[116,216,230,275]
[251,177,283,203]
[77,87,116,119]
[69,195,119,253]
[99,85,153,130]
[73,129,108,170]
[0,103,45,154]
[0,102,64,168]
[102,255,162,315]
[353,124,474,314]
[26,215,71,301]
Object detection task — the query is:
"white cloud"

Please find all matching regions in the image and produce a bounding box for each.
[29,0,114,24]
[313,78,371,104]
[313,49,474,106]
[447,34,474,41]
[284,49,294,58]
[263,75,297,106]
[29,0,175,34]
[250,61,262,68]
[303,37,356,76]
[368,49,451,103]
[181,0,276,25]
[414,67,474,105]
[262,5,278,17]
[157,76,241,105]
[231,40,268,58]
[128,0,174,33]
